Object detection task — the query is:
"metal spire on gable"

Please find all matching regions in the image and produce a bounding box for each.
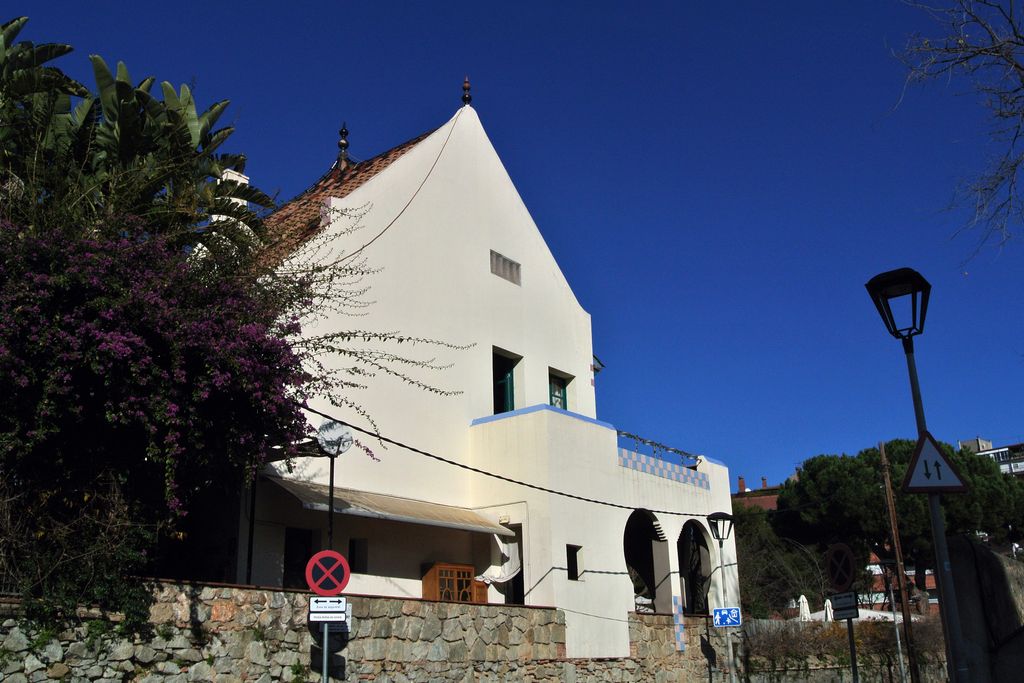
[337,122,349,167]
[462,76,472,106]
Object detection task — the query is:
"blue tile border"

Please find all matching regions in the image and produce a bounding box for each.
[618,449,710,489]
[672,596,686,651]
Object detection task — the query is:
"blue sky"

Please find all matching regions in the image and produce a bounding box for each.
[22,2,1023,490]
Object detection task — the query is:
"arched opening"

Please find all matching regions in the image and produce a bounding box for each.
[678,520,712,615]
[622,509,671,613]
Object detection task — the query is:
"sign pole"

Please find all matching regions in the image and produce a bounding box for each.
[902,339,968,683]
[321,624,329,683]
[846,618,860,683]
[715,536,737,683]
[305,550,351,683]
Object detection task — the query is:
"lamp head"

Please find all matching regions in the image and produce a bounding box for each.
[865,267,931,340]
[315,419,353,457]
[708,511,734,541]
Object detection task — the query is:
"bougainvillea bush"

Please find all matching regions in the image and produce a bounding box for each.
[0,16,461,627]
[0,220,309,624]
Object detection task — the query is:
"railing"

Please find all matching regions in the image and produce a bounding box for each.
[616,430,702,468]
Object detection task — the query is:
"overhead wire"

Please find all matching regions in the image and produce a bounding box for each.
[302,405,722,520]
[337,107,465,265]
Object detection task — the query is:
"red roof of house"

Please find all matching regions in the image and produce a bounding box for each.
[263,129,435,259]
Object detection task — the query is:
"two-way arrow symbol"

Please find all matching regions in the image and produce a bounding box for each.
[903,431,968,493]
[922,459,944,481]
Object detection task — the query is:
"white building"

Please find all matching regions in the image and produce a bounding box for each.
[241,84,738,657]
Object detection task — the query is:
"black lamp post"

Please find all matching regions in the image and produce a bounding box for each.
[865,267,967,683]
[315,420,353,550]
[708,511,737,683]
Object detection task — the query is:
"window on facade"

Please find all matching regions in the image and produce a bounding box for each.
[490,250,521,285]
[567,544,583,581]
[549,371,570,410]
[493,350,519,414]
[348,538,368,574]
[282,527,313,589]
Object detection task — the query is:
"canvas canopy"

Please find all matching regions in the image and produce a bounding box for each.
[267,475,515,537]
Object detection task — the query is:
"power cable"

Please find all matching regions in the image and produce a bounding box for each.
[338,107,464,265]
[302,405,721,520]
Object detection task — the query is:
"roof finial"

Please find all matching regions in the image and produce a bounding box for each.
[337,122,349,166]
[462,76,472,106]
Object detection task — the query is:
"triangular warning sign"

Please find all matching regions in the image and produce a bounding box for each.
[902,431,968,494]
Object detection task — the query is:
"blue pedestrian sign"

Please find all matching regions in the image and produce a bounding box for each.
[713,607,742,627]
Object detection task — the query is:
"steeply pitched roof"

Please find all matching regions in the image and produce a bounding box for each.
[264,128,435,259]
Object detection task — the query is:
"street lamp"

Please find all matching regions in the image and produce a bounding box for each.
[315,419,353,550]
[865,267,967,683]
[708,511,737,683]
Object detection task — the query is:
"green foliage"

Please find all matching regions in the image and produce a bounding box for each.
[0,17,272,264]
[734,502,826,618]
[290,661,311,680]
[83,618,112,651]
[743,616,947,675]
[0,16,466,633]
[28,624,59,652]
[773,439,1024,582]
[0,16,303,631]
[8,477,155,633]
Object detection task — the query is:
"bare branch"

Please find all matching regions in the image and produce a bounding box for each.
[903,0,1024,249]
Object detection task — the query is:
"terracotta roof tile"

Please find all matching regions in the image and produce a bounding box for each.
[263,128,435,261]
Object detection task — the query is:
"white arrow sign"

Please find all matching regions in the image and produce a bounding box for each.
[310,596,348,613]
[902,431,967,493]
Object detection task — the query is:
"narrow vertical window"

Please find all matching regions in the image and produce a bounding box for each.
[567,544,583,581]
[282,527,313,589]
[549,374,567,409]
[548,369,572,410]
[493,350,519,414]
[348,538,368,573]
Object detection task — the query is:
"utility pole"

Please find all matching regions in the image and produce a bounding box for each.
[880,441,920,683]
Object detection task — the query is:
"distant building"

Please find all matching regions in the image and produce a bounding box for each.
[977,443,1024,478]
[960,437,1024,478]
[731,474,789,510]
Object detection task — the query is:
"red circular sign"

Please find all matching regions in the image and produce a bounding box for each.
[305,550,351,596]
[825,543,856,593]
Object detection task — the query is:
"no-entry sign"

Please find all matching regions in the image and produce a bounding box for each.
[305,550,351,597]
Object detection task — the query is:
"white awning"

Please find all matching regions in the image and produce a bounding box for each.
[266,476,514,537]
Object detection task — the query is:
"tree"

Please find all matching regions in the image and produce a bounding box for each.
[773,438,1024,590]
[0,222,311,626]
[734,502,826,618]
[0,17,463,626]
[903,0,1024,248]
[0,17,300,626]
[1,17,272,255]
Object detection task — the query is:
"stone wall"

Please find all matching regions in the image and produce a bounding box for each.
[1,581,728,682]
[0,582,957,681]
[951,535,1024,682]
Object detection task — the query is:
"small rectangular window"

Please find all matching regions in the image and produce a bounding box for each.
[549,369,572,410]
[348,538,368,573]
[567,544,583,581]
[490,250,521,285]
[549,374,567,410]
